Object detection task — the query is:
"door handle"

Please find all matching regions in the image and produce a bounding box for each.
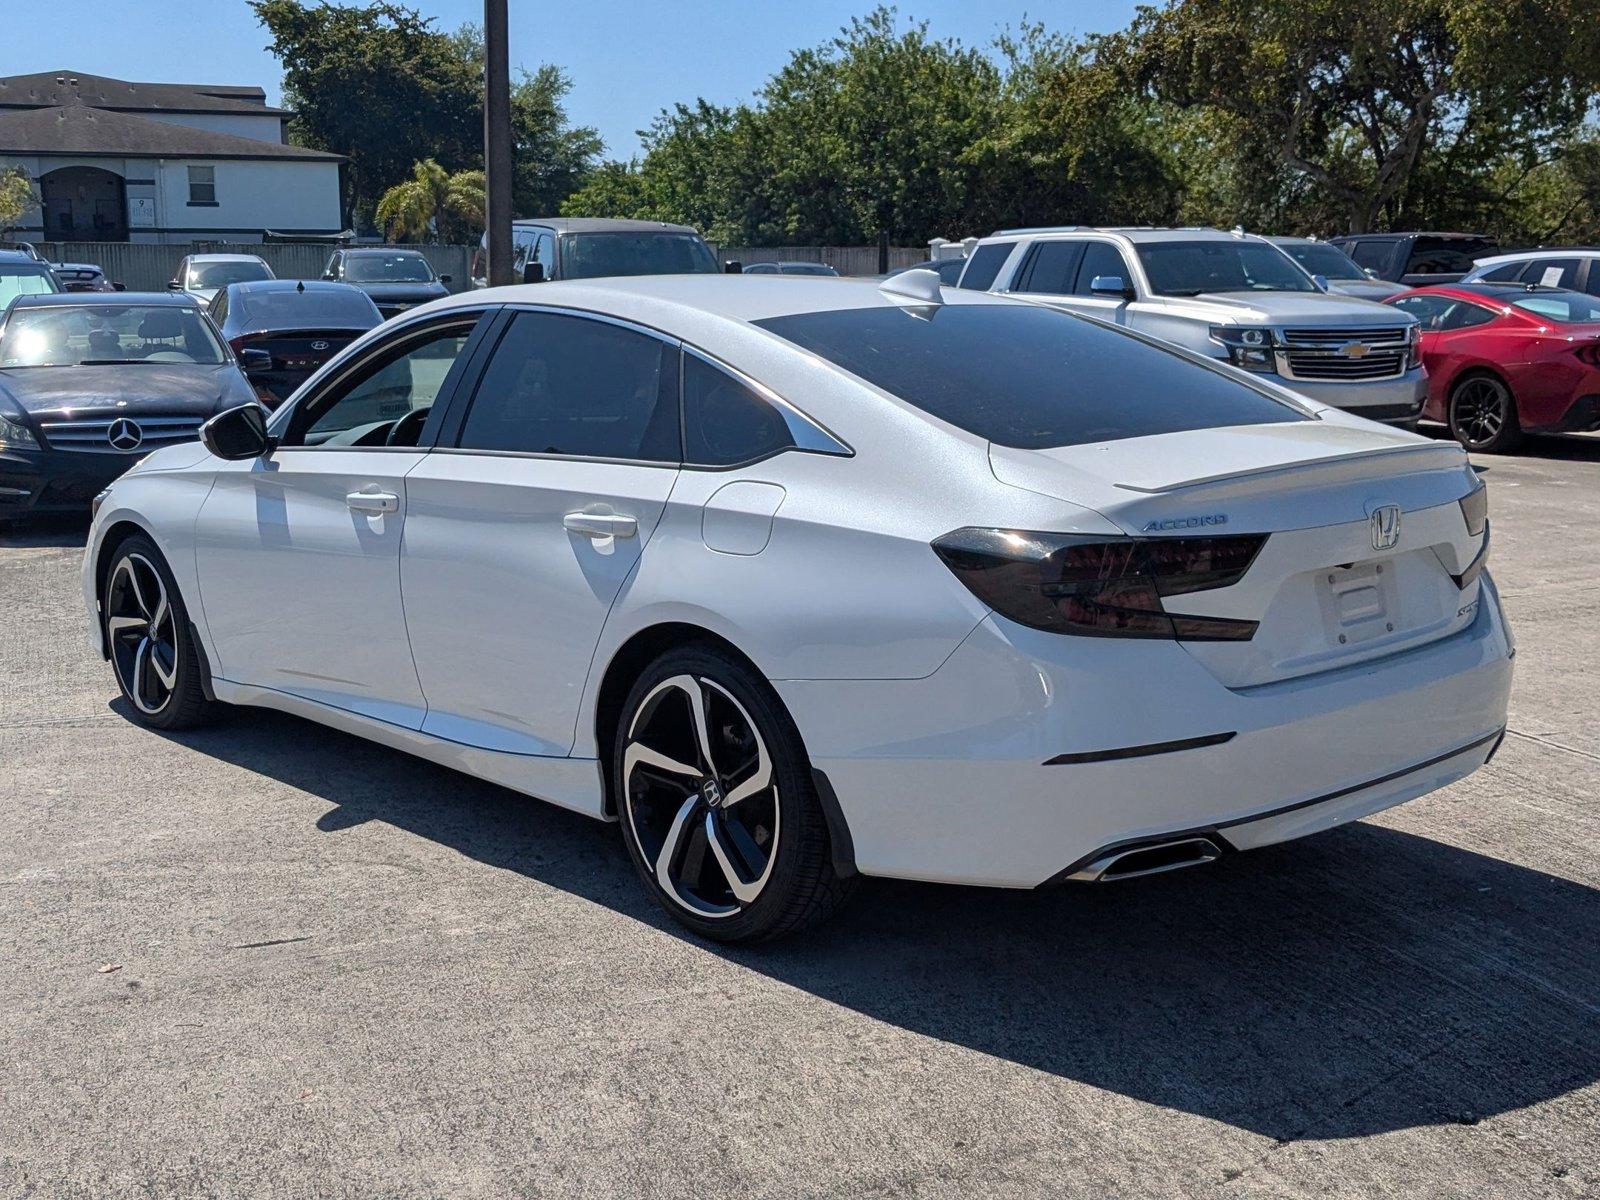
[564,511,638,539]
[347,490,400,514]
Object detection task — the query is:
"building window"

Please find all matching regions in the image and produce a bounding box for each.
[187,165,217,206]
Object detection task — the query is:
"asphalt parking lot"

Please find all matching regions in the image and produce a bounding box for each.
[2,432,1598,1199]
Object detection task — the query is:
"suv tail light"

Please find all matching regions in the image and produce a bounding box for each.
[932,528,1266,641]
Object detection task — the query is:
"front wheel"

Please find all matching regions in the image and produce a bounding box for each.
[103,536,217,730]
[614,645,854,942]
[1448,373,1523,453]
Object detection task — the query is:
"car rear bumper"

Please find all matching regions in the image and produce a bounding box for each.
[777,572,1513,888]
[1281,367,1429,423]
[0,446,138,516]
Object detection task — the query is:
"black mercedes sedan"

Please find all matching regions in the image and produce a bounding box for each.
[322,247,451,319]
[207,279,381,405]
[0,293,260,520]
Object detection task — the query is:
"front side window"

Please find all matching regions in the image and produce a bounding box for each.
[754,303,1306,449]
[455,312,678,461]
[187,165,216,205]
[1390,296,1454,329]
[1477,262,1524,282]
[559,233,717,280]
[1135,240,1316,295]
[0,303,224,366]
[956,241,1016,291]
[286,322,476,446]
[1073,241,1133,295]
[1015,241,1084,295]
[0,267,59,305]
[343,254,436,283]
[683,353,796,466]
[1440,302,1497,331]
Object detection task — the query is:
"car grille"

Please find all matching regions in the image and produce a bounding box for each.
[37,415,206,453]
[1275,325,1411,382]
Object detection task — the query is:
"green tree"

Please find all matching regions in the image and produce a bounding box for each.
[1104,0,1600,233]
[374,158,485,243]
[252,0,480,228]
[0,168,38,237]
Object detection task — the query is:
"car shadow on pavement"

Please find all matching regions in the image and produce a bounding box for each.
[0,514,90,548]
[146,704,1600,1145]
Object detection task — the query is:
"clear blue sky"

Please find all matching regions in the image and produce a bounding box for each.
[6,0,1140,158]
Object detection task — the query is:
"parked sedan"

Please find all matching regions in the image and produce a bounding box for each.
[53,263,121,293]
[208,280,382,406]
[1388,282,1600,452]
[172,254,275,305]
[0,293,259,520]
[323,248,450,319]
[743,262,841,276]
[1463,249,1600,294]
[82,276,1509,941]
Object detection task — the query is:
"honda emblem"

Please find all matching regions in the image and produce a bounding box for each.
[1370,505,1401,551]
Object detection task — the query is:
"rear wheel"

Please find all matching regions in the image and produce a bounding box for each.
[1448,373,1523,453]
[613,645,853,942]
[103,536,216,730]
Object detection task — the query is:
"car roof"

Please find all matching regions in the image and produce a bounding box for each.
[226,279,361,294]
[1331,232,1491,242]
[509,217,702,235]
[981,227,1271,245]
[1397,281,1577,302]
[186,252,268,264]
[0,249,46,263]
[8,290,198,307]
[1472,249,1600,266]
[341,246,428,256]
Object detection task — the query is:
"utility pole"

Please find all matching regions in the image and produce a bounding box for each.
[484,0,514,286]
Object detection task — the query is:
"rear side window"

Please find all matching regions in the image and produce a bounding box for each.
[683,353,796,466]
[457,312,679,461]
[1014,241,1084,294]
[956,241,1015,290]
[754,303,1305,449]
[1477,262,1524,282]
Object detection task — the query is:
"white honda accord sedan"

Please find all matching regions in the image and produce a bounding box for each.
[81,272,1512,941]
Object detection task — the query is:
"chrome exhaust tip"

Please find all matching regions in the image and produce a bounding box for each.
[1067,836,1224,883]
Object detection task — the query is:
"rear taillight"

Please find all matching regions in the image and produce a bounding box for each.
[1459,478,1488,537]
[932,528,1266,641]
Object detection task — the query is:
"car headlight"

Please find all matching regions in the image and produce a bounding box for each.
[1208,326,1277,373]
[0,413,38,448]
[1407,323,1422,369]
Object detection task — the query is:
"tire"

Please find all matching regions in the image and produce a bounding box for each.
[1448,372,1523,453]
[103,535,217,730]
[613,644,855,942]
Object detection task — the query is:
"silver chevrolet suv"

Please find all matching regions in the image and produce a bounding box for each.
[956,227,1427,424]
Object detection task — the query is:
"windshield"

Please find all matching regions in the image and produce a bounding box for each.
[0,303,226,366]
[344,254,436,283]
[1511,291,1600,324]
[238,288,380,330]
[0,267,59,306]
[1278,242,1364,281]
[754,303,1305,449]
[561,232,718,279]
[1136,240,1318,295]
[188,260,272,288]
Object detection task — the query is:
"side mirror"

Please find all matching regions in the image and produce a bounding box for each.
[1312,273,1329,291]
[167,280,183,290]
[1090,274,1132,299]
[238,348,273,376]
[1365,268,1380,280]
[200,404,273,461]
[437,273,452,284]
[724,260,743,274]
[522,261,545,284]
[113,282,126,292]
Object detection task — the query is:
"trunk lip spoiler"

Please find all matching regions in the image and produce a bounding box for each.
[1111,442,1460,494]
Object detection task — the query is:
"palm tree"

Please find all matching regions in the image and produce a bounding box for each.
[375,159,486,244]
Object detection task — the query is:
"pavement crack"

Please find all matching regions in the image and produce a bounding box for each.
[1503,728,1600,765]
[229,936,313,951]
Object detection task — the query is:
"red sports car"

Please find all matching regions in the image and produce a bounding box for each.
[1387,282,1600,452]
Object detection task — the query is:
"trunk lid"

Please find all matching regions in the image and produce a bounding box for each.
[990,420,1486,687]
[230,329,359,405]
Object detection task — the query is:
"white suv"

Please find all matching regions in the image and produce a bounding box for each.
[957,227,1427,424]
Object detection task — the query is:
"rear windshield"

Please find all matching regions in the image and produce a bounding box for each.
[239,289,380,330]
[344,254,435,283]
[1510,291,1600,324]
[560,232,718,279]
[188,259,271,288]
[754,303,1307,449]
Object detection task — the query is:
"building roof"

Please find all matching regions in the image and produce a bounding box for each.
[0,104,343,162]
[0,71,288,117]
